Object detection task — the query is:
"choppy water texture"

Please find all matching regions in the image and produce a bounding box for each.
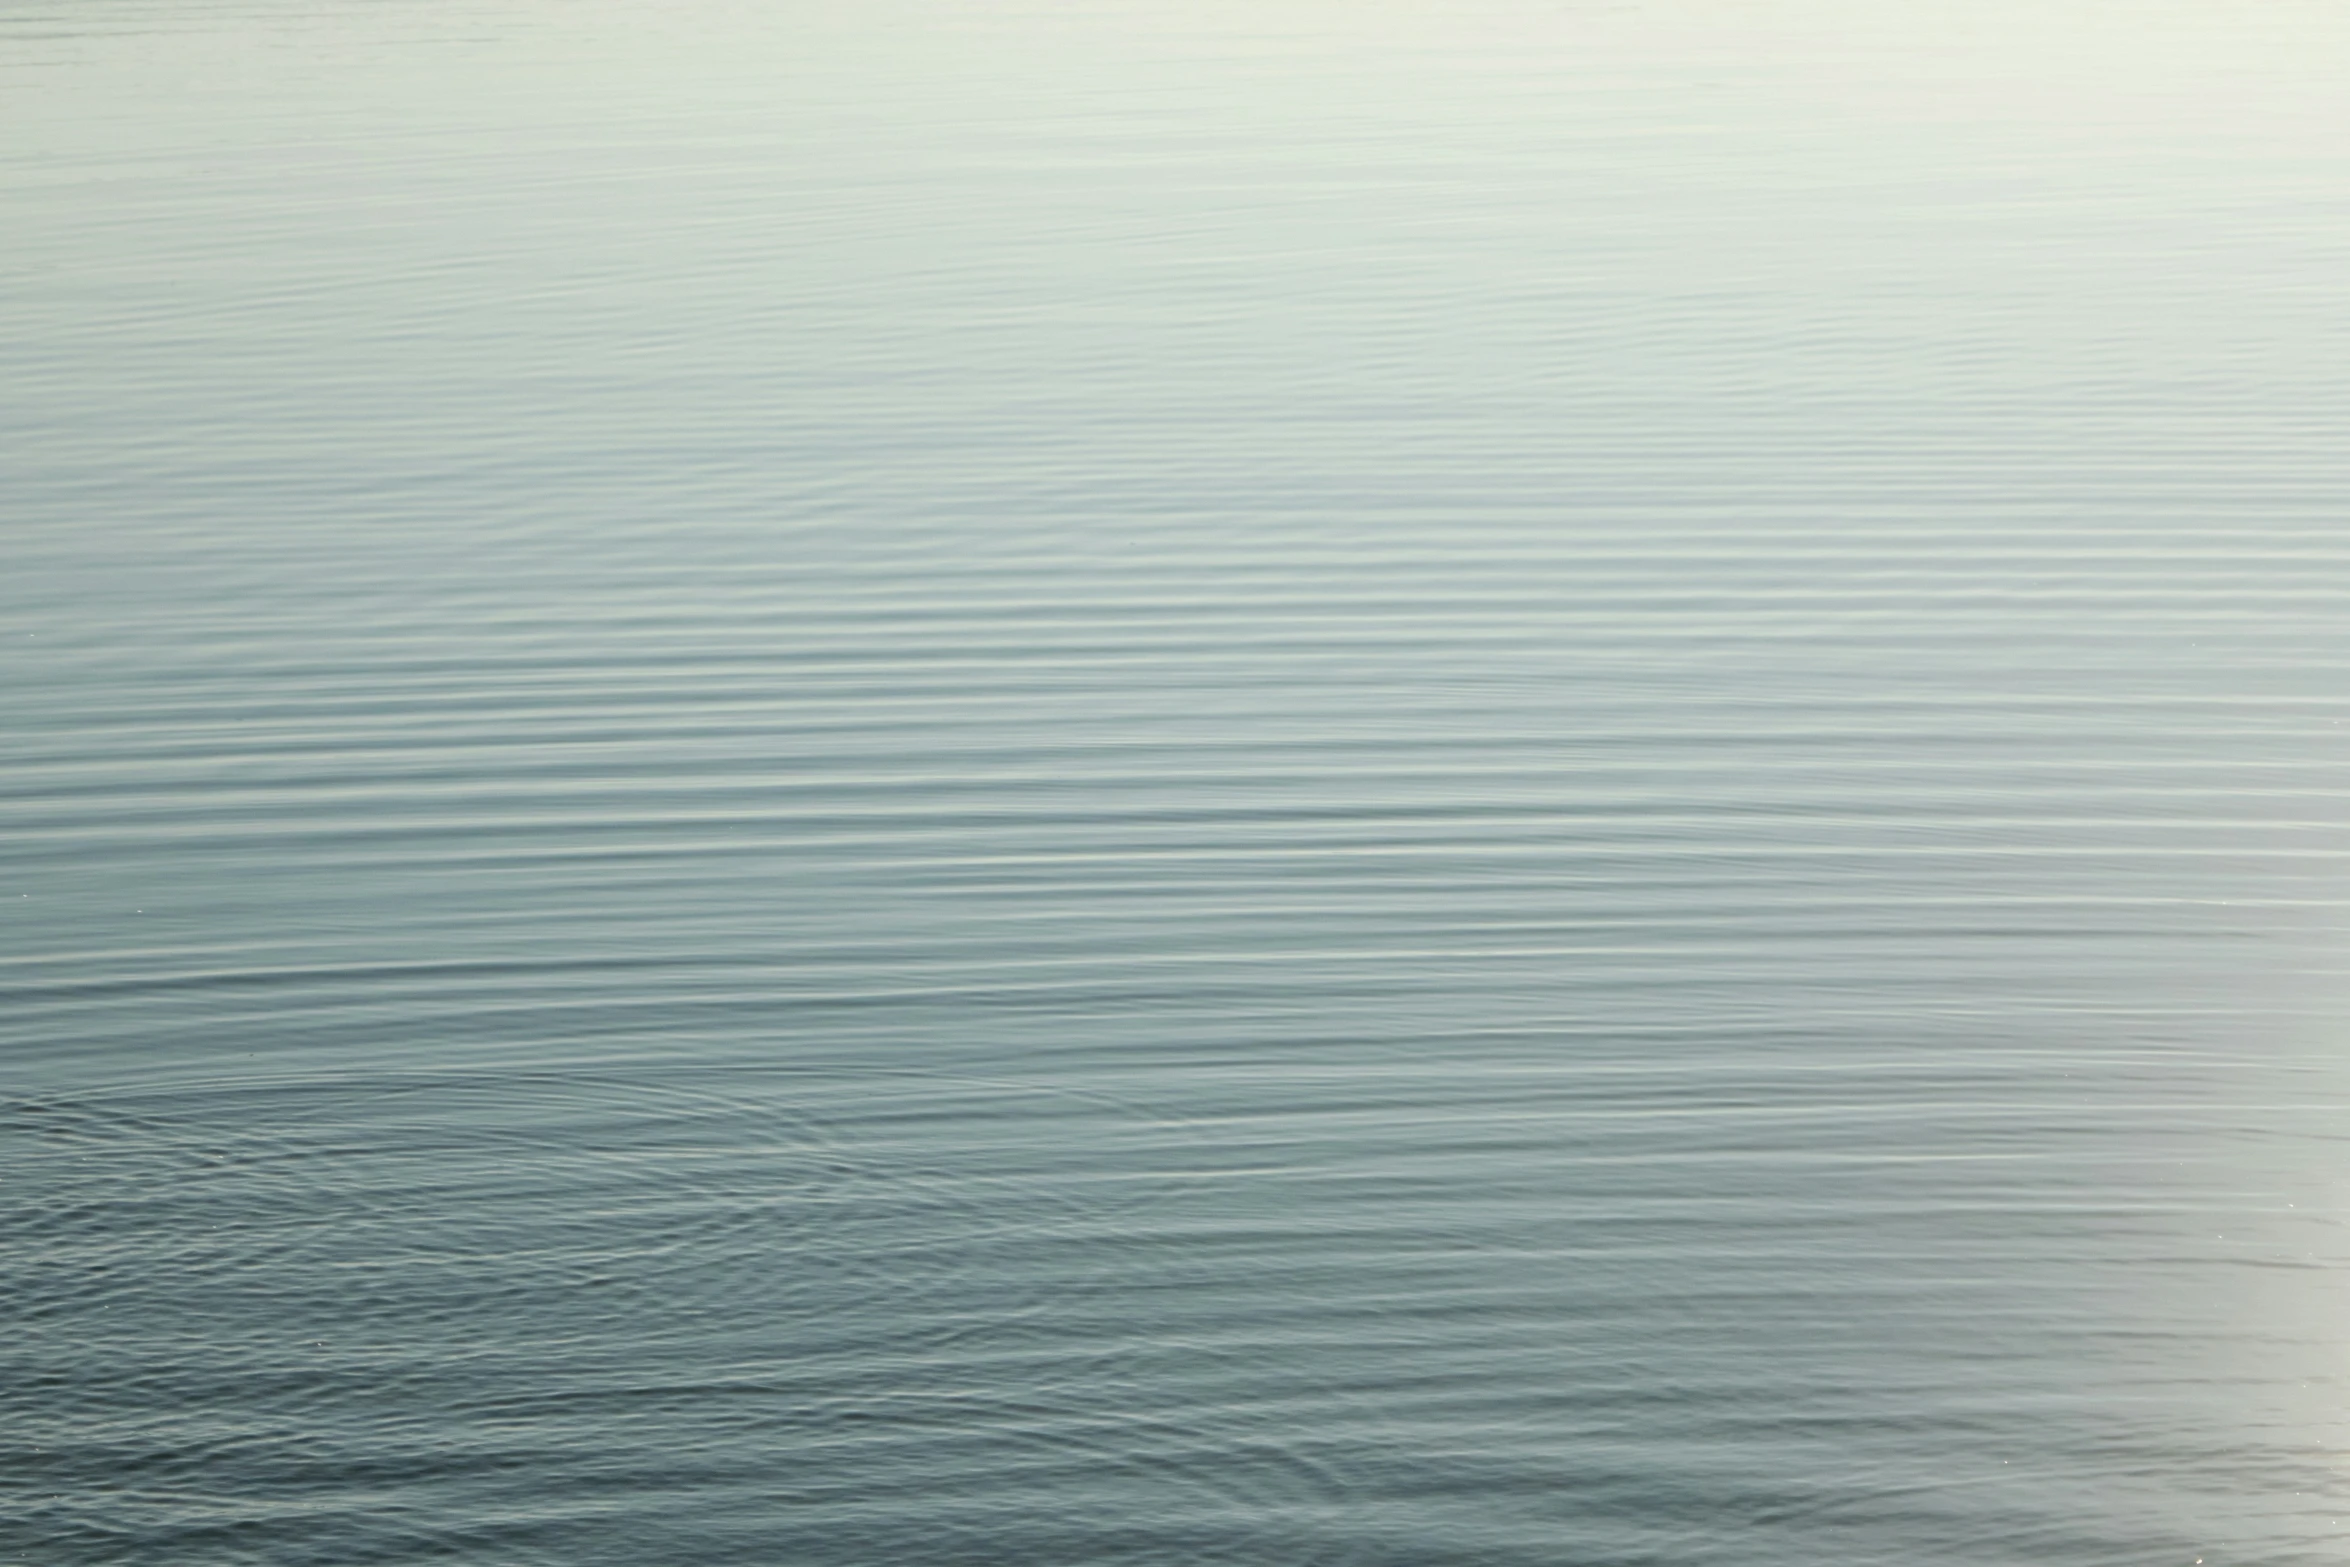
[7,2,2350,1562]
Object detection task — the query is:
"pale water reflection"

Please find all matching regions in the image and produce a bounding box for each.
[5,2,2350,1563]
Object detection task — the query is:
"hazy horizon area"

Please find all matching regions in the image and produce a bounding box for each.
[6,3,2349,1562]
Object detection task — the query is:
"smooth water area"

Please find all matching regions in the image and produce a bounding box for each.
[6,3,2350,1562]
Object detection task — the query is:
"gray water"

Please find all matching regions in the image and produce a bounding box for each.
[6,2,2350,1562]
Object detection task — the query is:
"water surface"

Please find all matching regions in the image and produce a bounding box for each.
[6,3,2350,1562]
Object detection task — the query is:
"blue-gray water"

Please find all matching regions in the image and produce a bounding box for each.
[6,3,2350,1562]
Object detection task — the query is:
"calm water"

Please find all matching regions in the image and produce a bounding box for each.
[6,2,2350,1562]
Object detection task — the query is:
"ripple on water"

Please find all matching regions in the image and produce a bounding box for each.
[2,1065,1378,1564]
